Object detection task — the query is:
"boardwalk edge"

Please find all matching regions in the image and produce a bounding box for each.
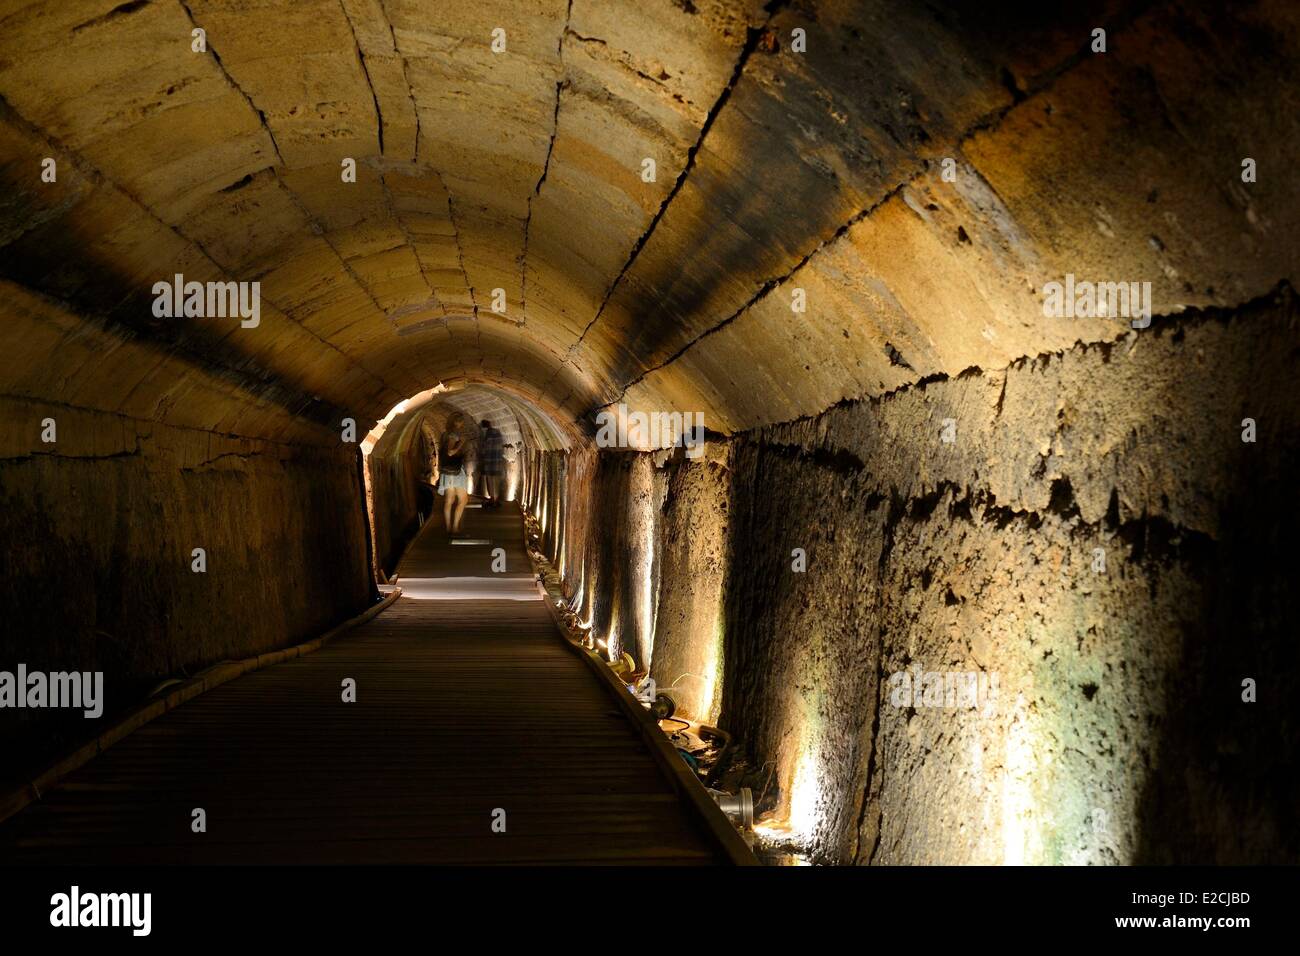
[0,588,402,827]
[519,512,759,866]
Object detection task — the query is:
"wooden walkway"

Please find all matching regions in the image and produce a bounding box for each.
[0,501,740,864]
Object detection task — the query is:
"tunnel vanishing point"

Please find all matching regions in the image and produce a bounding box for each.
[0,0,1297,868]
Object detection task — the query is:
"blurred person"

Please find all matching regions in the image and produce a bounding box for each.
[438,413,469,536]
[478,419,504,508]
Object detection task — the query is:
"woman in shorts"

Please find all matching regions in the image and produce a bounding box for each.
[438,413,469,537]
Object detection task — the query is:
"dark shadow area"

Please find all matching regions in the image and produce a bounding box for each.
[1133,299,1300,862]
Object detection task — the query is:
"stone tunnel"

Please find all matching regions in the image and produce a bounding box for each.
[1,0,1297,868]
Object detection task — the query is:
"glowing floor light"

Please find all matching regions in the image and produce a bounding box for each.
[788,741,823,842]
[636,500,656,670]
[1001,693,1037,865]
[753,710,824,851]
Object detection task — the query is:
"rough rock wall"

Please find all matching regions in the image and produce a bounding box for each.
[0,401,372,777]
[528,438,731,725]
[538,447,660,669]
[721,290,1300,864]
[525,446,571,567]
[368,447,422,576]
[367,412,436,576]
[647,445,732,723]
[525,295,1297,866]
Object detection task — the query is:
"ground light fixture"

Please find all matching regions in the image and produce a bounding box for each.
[708,788,755,831]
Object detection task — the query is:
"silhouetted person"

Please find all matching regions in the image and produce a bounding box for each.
[416,418,437,524]
[438,413,469,537]
[478,418,504,509]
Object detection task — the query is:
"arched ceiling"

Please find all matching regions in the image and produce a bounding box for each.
[372,382,571,459]
[435,383,570,451]
[1,0,1295,446]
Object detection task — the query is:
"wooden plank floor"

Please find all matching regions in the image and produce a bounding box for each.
[0,500,729,865]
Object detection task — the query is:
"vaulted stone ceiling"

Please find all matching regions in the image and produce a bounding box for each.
[1,0,1294,444]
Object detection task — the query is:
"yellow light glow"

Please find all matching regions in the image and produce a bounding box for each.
[605,604,620,662]
[788,742,822,842]
[572,576,586,618]
[702,607,725,723]
[752,820,788,840]
[361,386,443,454]
[1001,692,1038,865]
[753,699,825,849]
[696,657,718,724]
[637,497,656,670]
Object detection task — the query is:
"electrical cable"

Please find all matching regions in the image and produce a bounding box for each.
[699,724,735,786]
